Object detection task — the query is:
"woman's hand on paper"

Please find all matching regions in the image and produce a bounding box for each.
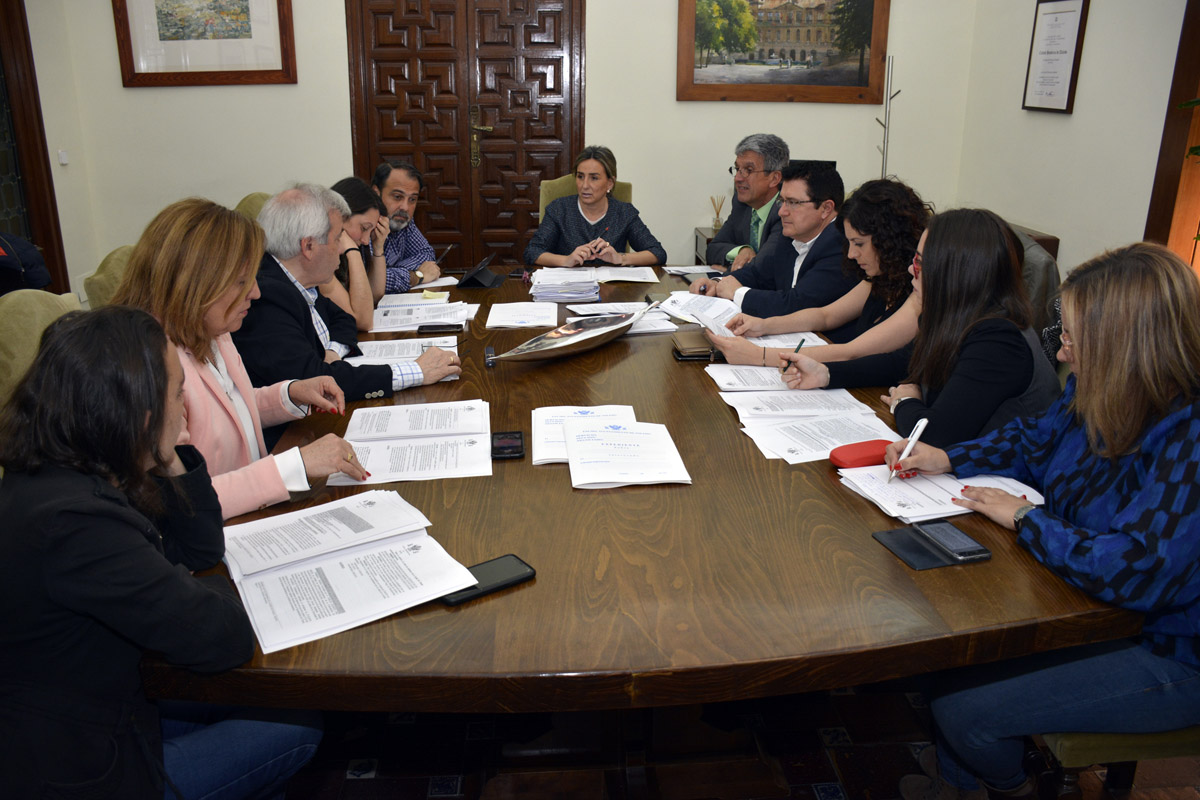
[726,313,769,338]
[300,433,368,481]
[289,376,345,415]
[705,332,763,366]
[883,440,951,478]
[952,486,1027,531]
[780,352,830,390]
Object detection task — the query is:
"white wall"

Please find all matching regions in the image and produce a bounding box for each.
[24,0,1187,290]
[25,1,354,293]
[585,0,977,265]
[956,0,1187,273]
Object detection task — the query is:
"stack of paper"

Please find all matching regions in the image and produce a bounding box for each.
[703,364,791,392]
[530,405,637,464]
[344,337,460,382]
[485,302,559,328]
[718,389,874,425]
[377,293,449,309]
[659,291,740,327]
[838,466,1043,524]
[562,419,691,489]
[741,414,899,464]
[371,302,478,332]
[329,400,493,485]
[529,268,600,303]
[223,491,475,654]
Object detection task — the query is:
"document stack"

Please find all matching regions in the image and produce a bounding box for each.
[223,491,476,654]
[371,301,478,332]
[329,399,494,485]
[529,268,600,303]
[838,465,1042,524]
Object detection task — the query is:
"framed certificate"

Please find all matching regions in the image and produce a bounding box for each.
[111,0,297,87]
[1022,0,1090,113]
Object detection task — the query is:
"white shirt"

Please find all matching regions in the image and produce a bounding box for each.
[731,236,815,309]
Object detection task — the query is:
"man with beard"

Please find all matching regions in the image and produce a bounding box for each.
[370,161,442,293]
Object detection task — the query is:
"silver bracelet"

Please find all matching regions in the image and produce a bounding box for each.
[889,396,915,414]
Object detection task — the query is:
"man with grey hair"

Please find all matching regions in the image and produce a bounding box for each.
[705,133,789,270]
[234,183,459,425]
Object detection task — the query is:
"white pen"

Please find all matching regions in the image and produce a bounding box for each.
[888,417,929,483]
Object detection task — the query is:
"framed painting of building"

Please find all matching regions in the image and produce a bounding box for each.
[111,0,297,87]
[677,0,889,104]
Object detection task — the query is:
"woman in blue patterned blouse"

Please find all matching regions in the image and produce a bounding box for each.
[524,145,667,267]
[886,242,1200,800]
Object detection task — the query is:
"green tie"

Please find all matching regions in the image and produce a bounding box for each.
[750,212,762,251]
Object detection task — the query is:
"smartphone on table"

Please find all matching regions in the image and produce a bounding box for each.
[913,520,991,563]
[440,554,536,606]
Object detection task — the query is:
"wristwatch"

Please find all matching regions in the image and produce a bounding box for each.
[1012,503,1036,529]
[413,270,424,286]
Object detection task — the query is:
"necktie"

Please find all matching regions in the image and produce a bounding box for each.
[750,212,762,251]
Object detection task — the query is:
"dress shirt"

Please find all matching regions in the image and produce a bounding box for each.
[726,191,779,263]
[276,257,423,391]
[377,223,435,293]
[206,345,309,492]
[733,235,813,308]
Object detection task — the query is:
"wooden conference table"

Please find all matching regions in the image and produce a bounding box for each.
[142,270,1141,713]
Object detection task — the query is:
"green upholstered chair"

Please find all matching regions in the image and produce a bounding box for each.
[537,174,633,221]
[83,245,133,309]
[0,288,81,405]
[234,191,271,222]
[1039,727,1200,799]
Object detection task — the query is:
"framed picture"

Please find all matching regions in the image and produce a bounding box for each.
[111,0,297,87]
[677,0,890,104]
[1022,0,1089,113]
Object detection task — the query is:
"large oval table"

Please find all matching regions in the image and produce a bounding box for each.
[142,271,1140,712]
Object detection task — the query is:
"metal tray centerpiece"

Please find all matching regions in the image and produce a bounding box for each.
[490,302,659,363]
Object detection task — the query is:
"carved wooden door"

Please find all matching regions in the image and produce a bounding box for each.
[347,0,585,272]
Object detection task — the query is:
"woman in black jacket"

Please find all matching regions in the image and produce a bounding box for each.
[0,307,320,798]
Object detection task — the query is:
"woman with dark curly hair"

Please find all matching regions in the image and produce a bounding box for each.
[709,178,929,372]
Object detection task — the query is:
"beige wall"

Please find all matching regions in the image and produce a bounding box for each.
[23,0,1187,293]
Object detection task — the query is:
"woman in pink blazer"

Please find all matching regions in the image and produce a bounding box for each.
[112,198,367,518]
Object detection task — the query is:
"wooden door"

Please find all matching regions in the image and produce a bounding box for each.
[346,0,585,272]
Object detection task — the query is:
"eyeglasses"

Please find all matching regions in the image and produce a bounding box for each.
[729,165,764,178]
[911,251,923,279]
[781,198,818,210]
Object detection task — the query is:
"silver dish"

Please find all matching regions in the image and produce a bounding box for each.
[491,303,658,362]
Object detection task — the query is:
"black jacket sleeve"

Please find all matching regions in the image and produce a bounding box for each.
[153,445,225,571]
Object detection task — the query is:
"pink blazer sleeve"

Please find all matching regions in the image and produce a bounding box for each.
[175,337,298,519]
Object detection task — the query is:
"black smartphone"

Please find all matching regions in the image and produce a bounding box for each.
[416,323,463,334]
[441,554,535,606]
[913,520,991,563]
[491,430,524,459]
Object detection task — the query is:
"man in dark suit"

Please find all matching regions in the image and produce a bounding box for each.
[234,184,460,427]
[692,162,856,327]
[706,133,789,270]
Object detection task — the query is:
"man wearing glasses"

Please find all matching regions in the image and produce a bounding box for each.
[692,162,856,322]
[705,133,789,270]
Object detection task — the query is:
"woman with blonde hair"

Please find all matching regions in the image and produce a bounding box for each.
[112,198,367,519]
[887,242,1200,800]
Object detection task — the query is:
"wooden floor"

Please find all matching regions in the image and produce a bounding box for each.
[281,681,1200,800]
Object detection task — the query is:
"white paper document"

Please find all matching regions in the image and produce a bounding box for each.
[563,420,691,489]
[222,491,474,654]
[593,266,658,283]
[746,332,827,349]
[565,302,648,316]
[345,337,458,365]
[223,491,431,577]
[329,434,494,485]
[376,293,450,309]
[693,310,734,338]
[407,275,458,290]
[659,291,740,326]
[530,404,638,464]
[344,400,490,441]
[663,266,718,276]
[371,302,476,332]
[232,531,474,654]
[704,364,791,391]
[838,465,1044,524]
[485,302,559,328]
[741,414,900,464]
[719,389,875,421]
[564,310,677,336]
